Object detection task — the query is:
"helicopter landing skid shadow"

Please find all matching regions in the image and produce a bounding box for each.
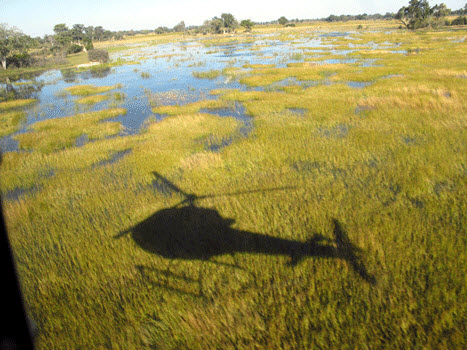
[136,258,255,299]
[136,264,204,298]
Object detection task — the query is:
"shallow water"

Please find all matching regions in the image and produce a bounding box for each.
[1,32,388,153]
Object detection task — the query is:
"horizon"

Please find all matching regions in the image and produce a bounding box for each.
[1,0,465,37]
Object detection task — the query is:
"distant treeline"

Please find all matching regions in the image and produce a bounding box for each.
[1,2,466,71]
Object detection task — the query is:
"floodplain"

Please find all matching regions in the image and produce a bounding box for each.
[0,20,466,349]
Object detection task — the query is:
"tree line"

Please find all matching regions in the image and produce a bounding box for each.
[1,2,466,70]
[154,14,254,35]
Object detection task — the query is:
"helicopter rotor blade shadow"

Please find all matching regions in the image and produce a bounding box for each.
[152,171,193,198]
[196,186,298,201]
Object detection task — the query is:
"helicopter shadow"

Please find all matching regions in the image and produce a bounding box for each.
[115,171,376,286]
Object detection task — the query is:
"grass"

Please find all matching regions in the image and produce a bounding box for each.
[14,108,127,153]
[0,22,466,349]
[0,98,37,111]
[65,51,89,66]
[0,110,26,136]
[192,69,222,79]
[152,98,229,116]
[75,94,109,105]
[0,99,37,136]
[65,84,121,96]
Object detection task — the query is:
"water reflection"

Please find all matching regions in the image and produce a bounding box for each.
[60,69,77,83]
[0,78,44,100]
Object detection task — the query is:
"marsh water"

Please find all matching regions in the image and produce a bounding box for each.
[0,31,391,153]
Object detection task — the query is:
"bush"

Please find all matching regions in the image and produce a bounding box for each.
[67,44,84,54]
[451,16,467,26]
[88,49,109,63]
[6,52,32,68]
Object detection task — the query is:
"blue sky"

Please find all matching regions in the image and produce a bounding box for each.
[1,0,465,37]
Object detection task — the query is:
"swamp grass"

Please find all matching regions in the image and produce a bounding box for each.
[192,69,222,79]
[14,108,127,153]
[0,98,37,111]
[75,94,110,105]
[0,23,466,349]
[0,110,26,137]
[0,99,38,136]
[65,84,122,96]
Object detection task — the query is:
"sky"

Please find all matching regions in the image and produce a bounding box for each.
[1,0,465,37]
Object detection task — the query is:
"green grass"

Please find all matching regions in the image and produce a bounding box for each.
[66,51,89,66]
[152,98,230,116]
[0,24,466,349]
[192,69,222,79]
[0,98,37,111]
[75,94,110,105]
[14,108,127,153]
[0,110,26,136]
[0,99,37,136]
[65,84,121,96]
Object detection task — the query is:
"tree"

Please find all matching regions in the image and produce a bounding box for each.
[210,17,225,34]
[432,3,450,19]
[85,26,94,41]
[395,0,433,30]
[53,23,71,47]
[155,26,170,34]
[221,13,238,32]
[94,26,105,41]
[278,16,288,26]
[71,24,85,44]
[173,21,186,33]
[0,24,29,69]
[240,19,254,32]
[53,23,68,35]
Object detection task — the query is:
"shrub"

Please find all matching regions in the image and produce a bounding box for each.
[67,44,84,54]
[88,49,109,63]
[6,52,32,68]
[451,16,467,26]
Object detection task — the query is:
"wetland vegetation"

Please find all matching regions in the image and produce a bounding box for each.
[0,15,466,349]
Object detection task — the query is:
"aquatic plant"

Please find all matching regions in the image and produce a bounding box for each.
[0,110,26,136]
[192,69,222,79]
[65,84,121,96]
[75,94,109,105]
[14,108,127,153]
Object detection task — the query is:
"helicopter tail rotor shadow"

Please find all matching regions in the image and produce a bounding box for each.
[332,219,376,285]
